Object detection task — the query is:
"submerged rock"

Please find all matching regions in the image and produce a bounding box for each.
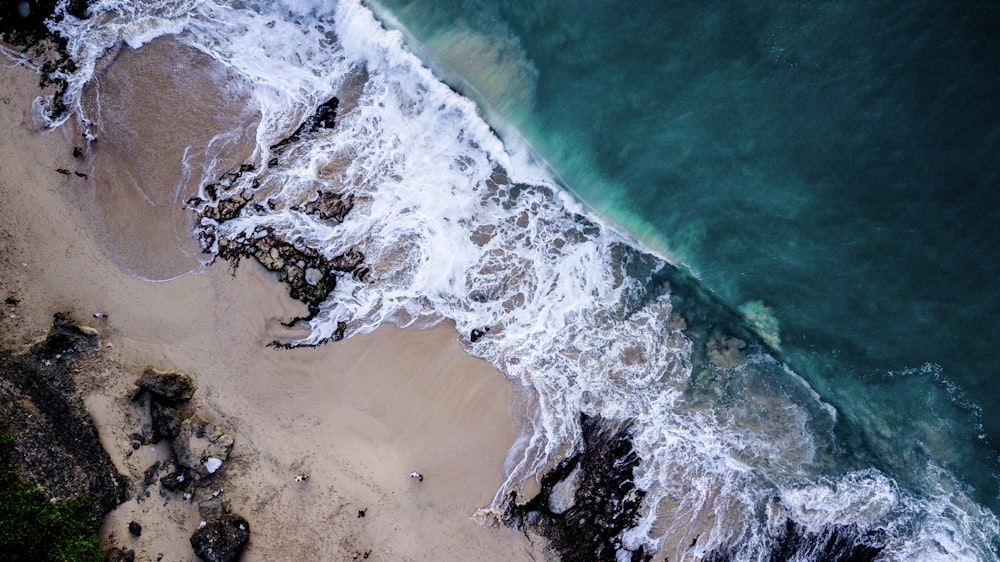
[150,400,183,442]
[703,519,886,562]
[32,312,101,362]
[190,514,250,562]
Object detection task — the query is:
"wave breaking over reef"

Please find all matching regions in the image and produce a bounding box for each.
[31,0,1000,559]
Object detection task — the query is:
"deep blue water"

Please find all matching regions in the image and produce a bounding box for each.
[368,0,1000,510]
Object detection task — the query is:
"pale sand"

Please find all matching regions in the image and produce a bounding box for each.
[0,43,546,561]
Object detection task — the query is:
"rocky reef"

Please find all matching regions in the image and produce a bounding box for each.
[503,415,651,562]
[191,96,369,331]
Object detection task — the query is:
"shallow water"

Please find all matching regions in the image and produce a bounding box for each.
[43,0,1000,559]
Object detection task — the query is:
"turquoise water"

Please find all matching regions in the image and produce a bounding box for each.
[369,0,1000,510]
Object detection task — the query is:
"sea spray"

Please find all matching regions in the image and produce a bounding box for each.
[38,0,1000,559]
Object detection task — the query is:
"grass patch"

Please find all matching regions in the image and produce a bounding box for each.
[0,434,102,562]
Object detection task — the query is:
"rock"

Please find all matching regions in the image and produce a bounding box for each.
[198,496,232,520]
[135,368,197,403]
[128,520,142,537]
[470,327,490,343]
[150,401,182,442]
[331,247,364,273]
[190,514,250,562]
[159,467,190,492]
[301,191,354,223]
[32,312,101,363]
[272,97,340,149]
[203,194,252,222]
[105,547,136,562]
[173,415,235,479]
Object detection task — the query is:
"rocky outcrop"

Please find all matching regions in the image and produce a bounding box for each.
[190,514,250,562]
[0,313,131,525]
[504,415,650,562]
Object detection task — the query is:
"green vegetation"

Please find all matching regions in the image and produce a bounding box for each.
[0,435,102,562]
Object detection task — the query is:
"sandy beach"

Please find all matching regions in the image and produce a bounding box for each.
[1,40,544,561]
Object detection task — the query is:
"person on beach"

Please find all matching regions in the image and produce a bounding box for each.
[409,471,423,482]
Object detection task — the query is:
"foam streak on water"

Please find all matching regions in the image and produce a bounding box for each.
[47,1,999,559]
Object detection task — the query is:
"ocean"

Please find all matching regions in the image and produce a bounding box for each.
[43,0,999,559]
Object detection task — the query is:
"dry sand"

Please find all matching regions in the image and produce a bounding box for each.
[1,42,546,561]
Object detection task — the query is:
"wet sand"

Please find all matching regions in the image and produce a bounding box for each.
[0,41,544,561]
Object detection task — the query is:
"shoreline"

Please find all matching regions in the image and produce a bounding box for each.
[0,46,544,561]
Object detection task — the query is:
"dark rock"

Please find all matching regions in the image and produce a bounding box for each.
[272,97,340,149]
[190,514,250,562]
[31,312,100,363]
[333,321,347,342]
[73,146,84,158]
[216,231,340,316]
[135,368,196,403]
[159,468,190,492]
[0,314,130,526]
[504,414,649,562]
[703,519,886,562]
[150,401,182,442]
[331,247,364,273]
[128,520,142,537]
[301,191,354,223]
[105,547,136,562]
[470,327,489,343]
[142,462,163,487]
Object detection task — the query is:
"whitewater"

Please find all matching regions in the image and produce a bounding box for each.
[38,0,1000,559]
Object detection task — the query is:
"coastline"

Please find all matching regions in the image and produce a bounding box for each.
[0,46,543,561]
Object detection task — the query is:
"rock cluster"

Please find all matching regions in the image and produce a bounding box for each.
[191,97,368,330]
[131,369,234,489]
[130,368,249,561]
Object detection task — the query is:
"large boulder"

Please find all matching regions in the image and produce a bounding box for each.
[190,514,250,562]
[135,368,197,403]
[173,415,234,479]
